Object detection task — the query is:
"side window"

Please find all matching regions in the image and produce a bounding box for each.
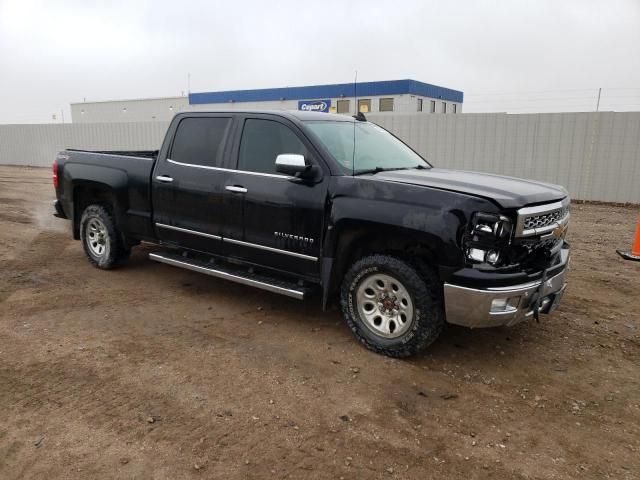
[336,100,350,114]
[238,119,307,175]
[379,97,394,112]
[170,117,232,167]
[358,99,371,113]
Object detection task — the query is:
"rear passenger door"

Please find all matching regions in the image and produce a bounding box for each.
[152,114,236,254]
[224,115,328,278]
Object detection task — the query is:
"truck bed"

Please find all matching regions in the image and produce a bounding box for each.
[55,148,157,242]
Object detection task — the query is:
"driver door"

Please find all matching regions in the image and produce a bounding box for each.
[224,116,328,278]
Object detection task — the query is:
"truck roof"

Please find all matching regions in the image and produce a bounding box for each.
[174,110,355,122]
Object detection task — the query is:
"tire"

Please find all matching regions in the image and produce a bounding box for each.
[80,204,130,269]
[340,254,444,358]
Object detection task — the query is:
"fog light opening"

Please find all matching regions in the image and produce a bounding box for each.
[491,296,521,313]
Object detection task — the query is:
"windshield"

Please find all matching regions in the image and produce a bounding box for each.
[304,121,430,175]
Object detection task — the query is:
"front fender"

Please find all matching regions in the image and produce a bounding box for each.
[319,176,500,309]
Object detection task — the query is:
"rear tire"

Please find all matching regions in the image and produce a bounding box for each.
[340,254,444,358]
[80,204,130,269]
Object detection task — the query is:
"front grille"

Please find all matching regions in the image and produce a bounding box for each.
[523,205,570,231]
[515,199,570,237]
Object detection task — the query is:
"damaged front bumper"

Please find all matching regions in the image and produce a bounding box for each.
[443,247,569,328]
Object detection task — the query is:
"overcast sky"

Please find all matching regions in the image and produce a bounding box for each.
[1,0,639,123]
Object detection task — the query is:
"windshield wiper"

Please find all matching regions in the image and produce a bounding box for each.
[353,166,409,176]
[411,164,429,170]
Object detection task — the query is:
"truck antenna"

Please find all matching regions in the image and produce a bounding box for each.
[351,70,357,177]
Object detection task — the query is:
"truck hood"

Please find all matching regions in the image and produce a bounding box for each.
[372,168,568,209]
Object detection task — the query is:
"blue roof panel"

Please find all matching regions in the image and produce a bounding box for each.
[189,79,463,105]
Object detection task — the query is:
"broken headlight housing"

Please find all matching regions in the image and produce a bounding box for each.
[466,212,513,267]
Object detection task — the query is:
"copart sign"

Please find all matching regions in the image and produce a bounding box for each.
[298,100,331,113]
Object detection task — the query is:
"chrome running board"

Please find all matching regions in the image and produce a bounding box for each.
[148,252,306,300]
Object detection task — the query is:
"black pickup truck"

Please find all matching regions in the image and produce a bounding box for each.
[53,110,570,357]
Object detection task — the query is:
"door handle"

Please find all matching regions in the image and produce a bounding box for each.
[225,185,248,193]
[156,175,174,183]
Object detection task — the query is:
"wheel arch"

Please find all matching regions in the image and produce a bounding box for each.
[322,219,446,309]
[71,180,125,240]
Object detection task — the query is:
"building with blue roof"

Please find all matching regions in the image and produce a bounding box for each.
[71,79,464,123]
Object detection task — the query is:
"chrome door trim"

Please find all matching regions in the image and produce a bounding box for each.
[166,158,291,179]
[155,223,222,241]
[155,223,317,261]
[225,186,248,193]
[223,237,318,261]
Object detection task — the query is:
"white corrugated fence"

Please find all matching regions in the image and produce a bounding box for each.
[1,112,639,203]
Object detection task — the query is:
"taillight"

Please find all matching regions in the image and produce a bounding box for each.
[52,159,59,188]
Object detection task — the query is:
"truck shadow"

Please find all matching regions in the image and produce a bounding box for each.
[125,245,544,365]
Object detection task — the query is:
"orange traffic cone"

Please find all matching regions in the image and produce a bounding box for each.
[617,215,640,261]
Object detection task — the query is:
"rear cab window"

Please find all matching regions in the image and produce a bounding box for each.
[170,117,232,168]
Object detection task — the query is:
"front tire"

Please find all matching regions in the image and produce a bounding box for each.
[80,204,130,269]
[340,255,444,358]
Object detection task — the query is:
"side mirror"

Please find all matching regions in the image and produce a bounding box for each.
[275,154,311,177]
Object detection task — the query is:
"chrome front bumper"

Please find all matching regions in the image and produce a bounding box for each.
[444,250,569,328]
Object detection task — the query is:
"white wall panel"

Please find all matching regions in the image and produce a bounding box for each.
[369,112,640,203]
[0,122,169,167]
[1,112,638,203]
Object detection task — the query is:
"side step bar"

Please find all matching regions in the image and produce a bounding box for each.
[148,252,306,300]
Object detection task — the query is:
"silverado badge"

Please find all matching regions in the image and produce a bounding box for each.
[274,231,314,245]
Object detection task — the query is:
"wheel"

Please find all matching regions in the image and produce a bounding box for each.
[340,254,444,357]
[80,204,130,269]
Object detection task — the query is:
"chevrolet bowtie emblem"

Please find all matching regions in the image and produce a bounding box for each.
[552,224,567,239]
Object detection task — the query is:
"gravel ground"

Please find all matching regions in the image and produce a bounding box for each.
[0,165,639,479]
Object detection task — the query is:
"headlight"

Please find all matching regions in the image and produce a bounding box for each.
[466,212,513,266]
[470,212,513,241]
[485,250,500,264]
[466,248,501,266]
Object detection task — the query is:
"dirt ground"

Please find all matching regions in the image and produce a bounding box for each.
[0,165,638,480]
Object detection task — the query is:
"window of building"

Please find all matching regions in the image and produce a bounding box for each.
[238,119,307,175]
[453,104,458,114]
[358,99,371,113]
[442,102,447,113]
[379,98,394,112]
[417,98,423,112]
[430,100,436,113]
[337,99,350,114]
[170,117,232,167]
